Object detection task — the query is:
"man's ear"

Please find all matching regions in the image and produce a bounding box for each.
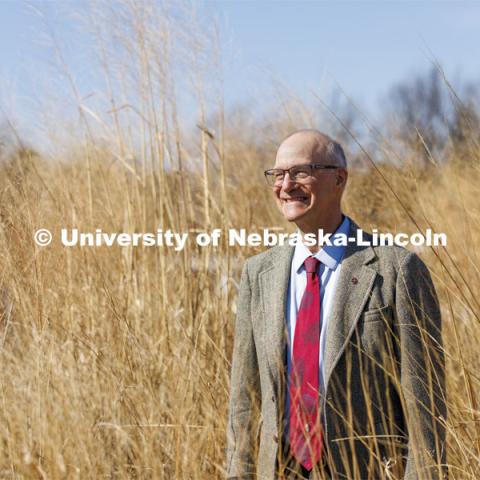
[336,169,348,186]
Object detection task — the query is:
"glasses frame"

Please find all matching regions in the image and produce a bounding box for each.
[264,163,339,186]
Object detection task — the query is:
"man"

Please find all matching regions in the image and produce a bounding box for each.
[226,130,447,479]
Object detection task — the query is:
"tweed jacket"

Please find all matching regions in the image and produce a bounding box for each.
[226,219,447,479]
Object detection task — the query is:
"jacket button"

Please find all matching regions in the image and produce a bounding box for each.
[273,435,278,443]
[271,396,275,402]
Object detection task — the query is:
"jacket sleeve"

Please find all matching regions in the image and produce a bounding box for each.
[226,260,261,479]
[396,252,447,480]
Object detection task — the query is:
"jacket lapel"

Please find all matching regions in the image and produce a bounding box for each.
[323,220,377,389]
[260,245,294,391]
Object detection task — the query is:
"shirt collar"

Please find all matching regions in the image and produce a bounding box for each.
[292,215,350,272]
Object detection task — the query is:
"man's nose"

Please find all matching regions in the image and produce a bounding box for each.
[281,172,296,191]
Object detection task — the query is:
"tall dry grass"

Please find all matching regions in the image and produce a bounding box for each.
[0,1,479,478]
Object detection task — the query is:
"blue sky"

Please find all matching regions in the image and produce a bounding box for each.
[0,1,479,149]
[216,1,480,106]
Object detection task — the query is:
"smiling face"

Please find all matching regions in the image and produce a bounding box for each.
[273,131,347,233]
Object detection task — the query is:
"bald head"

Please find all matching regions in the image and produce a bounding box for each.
[277,129,347,168]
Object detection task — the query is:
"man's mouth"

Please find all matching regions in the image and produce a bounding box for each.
[282,196,309,204]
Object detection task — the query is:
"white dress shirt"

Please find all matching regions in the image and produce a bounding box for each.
[283,215,350,439]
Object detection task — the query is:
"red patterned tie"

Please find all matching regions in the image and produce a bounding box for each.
[289,256,323,470]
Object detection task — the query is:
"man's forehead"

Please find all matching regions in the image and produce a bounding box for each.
[275,141,324,166]
[277,142,312,157]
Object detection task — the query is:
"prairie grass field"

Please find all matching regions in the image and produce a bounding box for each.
[0,1,479,478]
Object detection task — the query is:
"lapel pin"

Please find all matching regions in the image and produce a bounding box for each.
[351,277,358,284]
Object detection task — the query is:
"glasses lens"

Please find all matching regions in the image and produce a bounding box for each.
[290,166,311,180]
[265,170,283,186]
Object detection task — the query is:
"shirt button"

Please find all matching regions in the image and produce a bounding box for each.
[305,424,310,433]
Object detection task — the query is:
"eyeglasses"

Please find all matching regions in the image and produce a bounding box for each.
[264,164,339,187]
